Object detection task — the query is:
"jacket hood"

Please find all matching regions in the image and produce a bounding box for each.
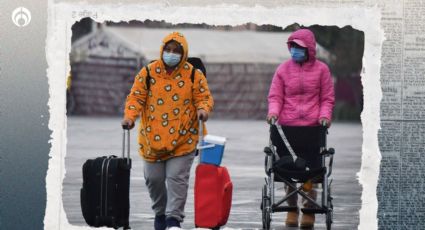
[160,32,189,70]
[287,29,316,63]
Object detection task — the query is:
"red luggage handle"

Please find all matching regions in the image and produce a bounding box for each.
[196,119,215,159]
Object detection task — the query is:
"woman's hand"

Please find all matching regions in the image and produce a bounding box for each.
[197,109,209,122]
[266,114,278,124]
[121,118,135,130]
[319,118,331,127]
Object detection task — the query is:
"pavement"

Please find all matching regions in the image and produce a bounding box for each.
[63,117,362,230]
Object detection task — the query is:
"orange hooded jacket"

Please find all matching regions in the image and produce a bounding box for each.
[124,32,214,162]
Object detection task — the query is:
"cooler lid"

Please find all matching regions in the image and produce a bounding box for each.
[204,135,226,145]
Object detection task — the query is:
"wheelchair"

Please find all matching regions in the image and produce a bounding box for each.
[261,121,335,230]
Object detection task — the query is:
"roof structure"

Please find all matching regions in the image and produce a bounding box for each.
[72,26,332,64]
[71,28,143,63]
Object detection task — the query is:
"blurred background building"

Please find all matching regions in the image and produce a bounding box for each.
[68,18,363,121]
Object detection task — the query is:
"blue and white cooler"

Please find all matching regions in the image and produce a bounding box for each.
[198,134,227,166]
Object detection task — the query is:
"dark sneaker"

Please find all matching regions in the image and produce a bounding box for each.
[165,217,181,228]
[154,215,166,230]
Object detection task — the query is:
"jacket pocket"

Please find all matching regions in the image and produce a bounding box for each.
[145,117,181,153]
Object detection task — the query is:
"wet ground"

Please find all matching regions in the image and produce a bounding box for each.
[63,117,362,230]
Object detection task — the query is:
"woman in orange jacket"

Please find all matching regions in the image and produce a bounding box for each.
[122,31,214,229]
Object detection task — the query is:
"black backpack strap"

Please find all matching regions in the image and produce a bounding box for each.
[187,57,206,78]
[145,66,151,90]
[190,67,195,83]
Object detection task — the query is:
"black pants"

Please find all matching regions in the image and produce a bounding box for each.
[270,125,323,170]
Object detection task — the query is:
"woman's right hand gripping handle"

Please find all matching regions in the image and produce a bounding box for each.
[266,115,278,125]
[121,118,135,130]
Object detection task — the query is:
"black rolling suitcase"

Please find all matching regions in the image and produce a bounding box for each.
[80,126,132,229]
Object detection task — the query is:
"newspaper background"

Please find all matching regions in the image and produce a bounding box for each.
[44,0,423,229]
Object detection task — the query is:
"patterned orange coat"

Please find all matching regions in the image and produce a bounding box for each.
[124,32,214,162]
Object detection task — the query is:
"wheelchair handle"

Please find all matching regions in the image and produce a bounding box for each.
[320,148,335,156]
[263,146,273,156]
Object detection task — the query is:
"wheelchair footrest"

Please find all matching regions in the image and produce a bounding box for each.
[272,206,298,213]
[301,208,327,214]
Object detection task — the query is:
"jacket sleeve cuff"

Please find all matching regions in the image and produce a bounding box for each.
[268,103,281,116]
[319,113,332,121]
[197,105,211,113]
[124,113,138,122]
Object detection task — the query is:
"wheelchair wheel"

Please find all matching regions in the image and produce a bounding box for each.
[262,185,271,230]
[326,188,334,230]
[326,209,333,230]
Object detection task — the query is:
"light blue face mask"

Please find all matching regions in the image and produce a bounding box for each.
[290,47,307,62]
[163,52,182,67]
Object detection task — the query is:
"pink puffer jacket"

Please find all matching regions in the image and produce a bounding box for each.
[268,29,335,126]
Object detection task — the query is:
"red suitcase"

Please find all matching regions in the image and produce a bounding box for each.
[194,164,233,229]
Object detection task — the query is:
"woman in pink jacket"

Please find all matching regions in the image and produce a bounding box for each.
[267,29,335,228]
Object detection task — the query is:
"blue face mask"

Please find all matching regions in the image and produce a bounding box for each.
[163,52,182,67]
[290,47,307,62]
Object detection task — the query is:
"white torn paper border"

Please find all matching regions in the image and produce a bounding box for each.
[44,2,384,229]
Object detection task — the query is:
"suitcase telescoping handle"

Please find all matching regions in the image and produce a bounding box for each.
[122,124,131,164]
